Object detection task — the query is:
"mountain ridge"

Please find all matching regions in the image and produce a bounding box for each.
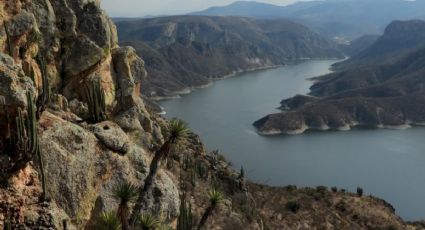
[192,0,425,40]
[254,19,425,135]
[116,15,343,99]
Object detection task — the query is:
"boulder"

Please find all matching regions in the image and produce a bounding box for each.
[89,121,131,154]
[112,46,147,109]
[8,10,37,37]
[63,35,104,78]
[78,2,112,49]
[39,112,179,228]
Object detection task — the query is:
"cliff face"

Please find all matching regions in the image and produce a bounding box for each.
[254,20,425,135]
[0,0,176,228]
[0,1,419,229]
[116,16,343,99]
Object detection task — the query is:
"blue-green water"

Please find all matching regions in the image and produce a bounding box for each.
[159,60,425,221]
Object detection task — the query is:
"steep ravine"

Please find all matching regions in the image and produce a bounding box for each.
[0,1,421,229]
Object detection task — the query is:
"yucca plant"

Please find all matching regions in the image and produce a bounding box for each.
[130,119,189,225]
[197,189,225,230]
[112,182,138,230]
[138,213,160,230]
[95,211,121,230]
[84,79,107,123]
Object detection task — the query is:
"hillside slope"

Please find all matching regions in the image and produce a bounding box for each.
[116,16,343,99]
[192,0,425,40]
[254,20,425,135]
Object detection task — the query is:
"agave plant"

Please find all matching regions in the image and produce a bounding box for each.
[95,211,121,230]
[197,189,225,230]
[138,213,160,230]
[112,182,138,230]
[130,119,189,225]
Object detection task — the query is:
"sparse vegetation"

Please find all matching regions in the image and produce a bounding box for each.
[177,192,193,230]
[137,213,159,230]
[12,92,47,200]
[129,119,189,226]
[197,189,225,230]
[285,201,300,213]
[357,187,363,197]
[95,211,121,230]
[112,182,138,230]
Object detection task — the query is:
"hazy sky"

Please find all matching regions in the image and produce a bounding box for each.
[101,0,300,17]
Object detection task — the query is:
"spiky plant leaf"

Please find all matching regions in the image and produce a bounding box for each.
[208,189,224,206]
[138,213,160,230]
[112,182,138,203]
[96,211,121,230]
[167,119,189,144]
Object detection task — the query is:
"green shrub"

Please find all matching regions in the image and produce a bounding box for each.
[316,186,327,193]
[285,201,300,213]
[357,187,363,197]
[336,200,347,212]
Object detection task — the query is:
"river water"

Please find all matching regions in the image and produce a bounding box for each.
[159,60,425,221]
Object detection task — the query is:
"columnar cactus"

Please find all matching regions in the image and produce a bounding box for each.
[177,192,193,230]
[36,55,51,115]
[14,92,47,200]
[84,79,107,123]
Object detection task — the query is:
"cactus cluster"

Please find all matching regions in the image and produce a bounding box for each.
[14,92,38,168]
[177,192,193,230]
[84,79,107,123]
[14,92,47,200]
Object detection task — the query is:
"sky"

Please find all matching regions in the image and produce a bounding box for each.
[101,0,301,17]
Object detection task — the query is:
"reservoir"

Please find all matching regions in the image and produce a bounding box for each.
[159,60,425,221]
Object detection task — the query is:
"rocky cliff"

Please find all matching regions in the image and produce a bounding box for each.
[254,20,425,135]
[116,16,343,99]
[0,1,420,229]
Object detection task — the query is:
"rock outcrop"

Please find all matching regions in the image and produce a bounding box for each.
[0,0,175,228]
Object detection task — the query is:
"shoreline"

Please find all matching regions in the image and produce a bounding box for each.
[257,121,422,136]
[150,64,283,102]
[150,58,344,103]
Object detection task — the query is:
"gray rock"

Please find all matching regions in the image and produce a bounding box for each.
[39,112,179,228]
[8,11,37,37]
[114,105,153,133]
[78,2,112,49]
[89,121,131,154]
[50,0,77,37]
[112,46,147,109]
[63,35,104,77]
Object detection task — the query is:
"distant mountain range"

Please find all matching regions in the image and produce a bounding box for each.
[191,0,425,40]
[116,16,343,99]
[254,20,425,135]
